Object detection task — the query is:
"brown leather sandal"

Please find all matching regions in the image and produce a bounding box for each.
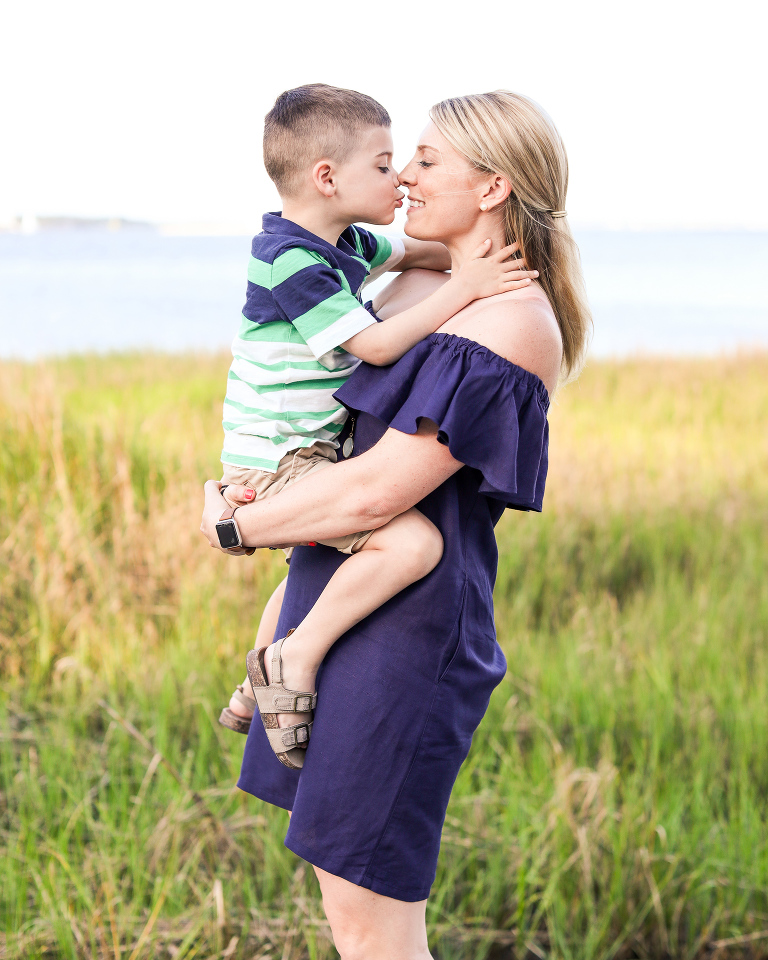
[245,631,317,770]
[218,684,257,735]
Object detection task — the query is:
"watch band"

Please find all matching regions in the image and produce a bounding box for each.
[218,502,255,555]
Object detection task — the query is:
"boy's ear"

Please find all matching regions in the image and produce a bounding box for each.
[312,159,337,198]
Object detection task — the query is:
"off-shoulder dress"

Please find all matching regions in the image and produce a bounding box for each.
[237,333,550,902]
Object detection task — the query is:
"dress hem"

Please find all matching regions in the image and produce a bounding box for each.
[236,779,294,813]
[285,836,433,903]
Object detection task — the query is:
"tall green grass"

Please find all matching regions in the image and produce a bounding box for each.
[1,352,767,959]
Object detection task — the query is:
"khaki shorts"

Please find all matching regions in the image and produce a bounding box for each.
[221,443,373,558]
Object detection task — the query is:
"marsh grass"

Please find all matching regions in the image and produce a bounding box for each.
[1,352,767,959]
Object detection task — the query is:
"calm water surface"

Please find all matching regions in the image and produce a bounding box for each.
[1,229,766,359]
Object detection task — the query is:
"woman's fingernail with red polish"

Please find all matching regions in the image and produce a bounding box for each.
[308,542,317,546]
[245,489,254,500]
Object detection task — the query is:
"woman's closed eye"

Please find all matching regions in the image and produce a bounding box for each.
[379,166,390,173]
[417,160,434,168]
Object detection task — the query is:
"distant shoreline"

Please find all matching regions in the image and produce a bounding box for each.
[3,216,768,238]
[1,230,767,360]
[0,215,256,237]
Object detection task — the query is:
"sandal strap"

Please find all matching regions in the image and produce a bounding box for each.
[265,720,313,753]
[232,684,257,711]
[270,628,295,686]
[253,685,317,715]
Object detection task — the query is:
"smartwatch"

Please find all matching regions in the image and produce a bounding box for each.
[216,504,243,549]
[215,496,255,554]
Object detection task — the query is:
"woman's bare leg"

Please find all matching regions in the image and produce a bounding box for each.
[314,866,432,960]
[285,274,447,949]
[229,575,287,718]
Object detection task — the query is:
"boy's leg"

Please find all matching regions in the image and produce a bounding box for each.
[220,456,297,722]
[262,507,443,729]
[222,451,324,723]
[228,576,287,718]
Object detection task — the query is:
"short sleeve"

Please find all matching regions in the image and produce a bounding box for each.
[335,333,550,511]
[351,227,406,285]
[269,246,376,363]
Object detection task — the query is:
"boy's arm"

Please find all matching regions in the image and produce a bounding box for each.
[343,241,538,367]
[395,237,452,273]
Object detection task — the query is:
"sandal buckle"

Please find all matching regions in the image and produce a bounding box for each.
[274,694,315,712]
[281,722,311,747]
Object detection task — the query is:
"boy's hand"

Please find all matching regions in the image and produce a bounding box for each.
[451,241,538,302]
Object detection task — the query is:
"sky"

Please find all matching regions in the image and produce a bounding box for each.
[2,0,767,232]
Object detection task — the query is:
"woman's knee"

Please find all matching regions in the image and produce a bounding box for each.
[315,868,431,960]
[330,914,432,960]
[330,925,372,960]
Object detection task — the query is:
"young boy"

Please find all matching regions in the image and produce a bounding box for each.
[216,84,535,769]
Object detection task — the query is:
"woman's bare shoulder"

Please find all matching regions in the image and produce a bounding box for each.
[439,288,562,395]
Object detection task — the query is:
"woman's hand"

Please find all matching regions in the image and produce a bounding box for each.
[200,421,464,555]
[221,482,256,509]
[201,480,308,555]
[200,480,255,556]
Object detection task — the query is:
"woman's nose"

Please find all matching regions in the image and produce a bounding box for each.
[397,161,414,186]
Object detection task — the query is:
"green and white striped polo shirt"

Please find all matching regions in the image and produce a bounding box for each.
[221,214,404,472]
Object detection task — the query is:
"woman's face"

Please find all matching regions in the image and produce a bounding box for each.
[398,122,487,244]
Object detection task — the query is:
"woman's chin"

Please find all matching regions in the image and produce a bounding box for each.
[403,219,432,241]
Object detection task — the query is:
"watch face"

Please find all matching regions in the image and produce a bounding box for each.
[216,519,241,549]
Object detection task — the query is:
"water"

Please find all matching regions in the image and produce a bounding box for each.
[1,229,766,359]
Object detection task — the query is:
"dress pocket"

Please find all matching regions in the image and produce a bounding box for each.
[437,577,468,683]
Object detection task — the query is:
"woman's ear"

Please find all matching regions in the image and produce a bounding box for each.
[480,175,512,212]
[312,160,337,198]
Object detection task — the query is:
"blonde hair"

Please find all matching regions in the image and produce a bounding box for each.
[264,84,390,197]
[430,91,592,379]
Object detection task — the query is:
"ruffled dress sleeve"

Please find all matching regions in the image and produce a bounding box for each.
[335,332,550,512]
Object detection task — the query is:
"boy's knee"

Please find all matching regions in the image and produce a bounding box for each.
[401,515,443,579]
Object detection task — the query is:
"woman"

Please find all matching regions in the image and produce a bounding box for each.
[201,91,590,959]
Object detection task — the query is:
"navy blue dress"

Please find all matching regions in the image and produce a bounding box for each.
[237,333,550,902]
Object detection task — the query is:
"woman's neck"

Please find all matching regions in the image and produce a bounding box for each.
[446,222,507,272]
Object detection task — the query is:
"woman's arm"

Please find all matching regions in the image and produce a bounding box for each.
[201,420,463,553]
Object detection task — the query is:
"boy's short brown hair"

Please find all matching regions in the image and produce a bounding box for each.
[263,84,391,197]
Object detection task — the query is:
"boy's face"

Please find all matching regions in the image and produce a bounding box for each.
[333,126,404,225]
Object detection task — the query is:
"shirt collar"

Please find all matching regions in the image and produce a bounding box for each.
[261,212,370,293]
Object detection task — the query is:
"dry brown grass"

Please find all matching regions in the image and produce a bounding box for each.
[2,351,768,959]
